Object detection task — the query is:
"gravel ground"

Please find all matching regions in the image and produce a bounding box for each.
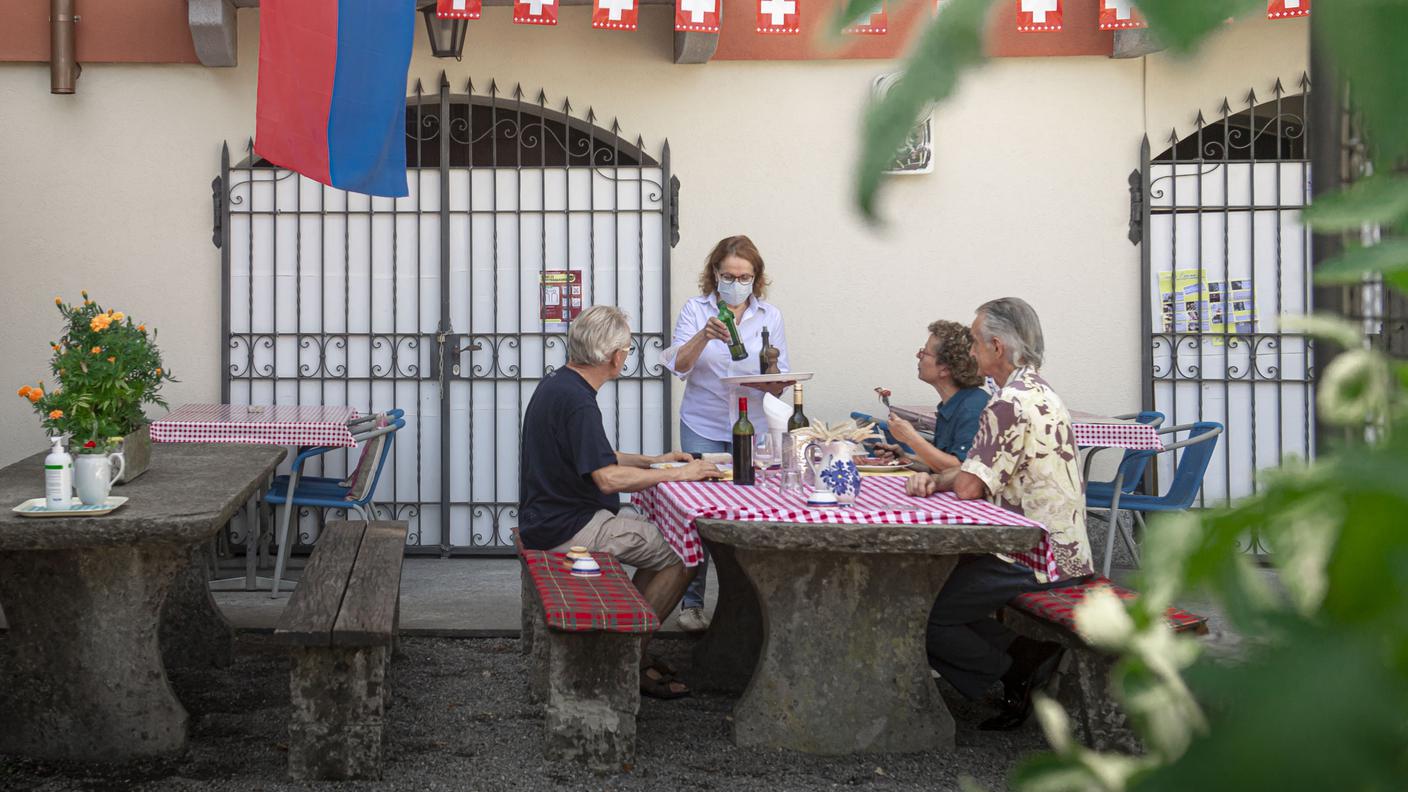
[0,635,1052,792]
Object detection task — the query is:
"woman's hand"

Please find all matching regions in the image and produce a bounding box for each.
[746,380,796,398]
[887,412,921,446]
[697,317,732,344]
[870,442,910,464]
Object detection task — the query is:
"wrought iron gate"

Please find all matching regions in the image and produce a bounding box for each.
[214,77,678,555]
[1134,77,1315,516]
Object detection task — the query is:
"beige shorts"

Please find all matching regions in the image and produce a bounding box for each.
[551,509,681,571]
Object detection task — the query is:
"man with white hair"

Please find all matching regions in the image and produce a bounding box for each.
[520,304,723,699]
[906,297,1093,730]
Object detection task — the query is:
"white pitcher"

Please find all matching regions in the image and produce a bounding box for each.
[803,440,862,506]
[74,451,125,506]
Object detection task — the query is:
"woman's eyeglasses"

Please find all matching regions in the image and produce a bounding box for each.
[717,272,755,285]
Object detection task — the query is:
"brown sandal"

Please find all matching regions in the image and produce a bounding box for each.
[640,666,690,700]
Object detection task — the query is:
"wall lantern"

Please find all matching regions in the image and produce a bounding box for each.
[421,5,468,61]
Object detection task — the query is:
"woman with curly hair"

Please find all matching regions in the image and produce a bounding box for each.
[877,319,989,471]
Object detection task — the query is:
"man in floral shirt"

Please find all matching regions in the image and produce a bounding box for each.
[906,297,1093,730]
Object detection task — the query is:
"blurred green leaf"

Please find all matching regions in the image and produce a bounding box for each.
[1135,624,1408,792]
[856,0,990,220]
[1132,0,1262,53]
[1303,174,1408,232]
[1314,240,1408,284]
[830,0,901,36]
[1319,1,1408,167]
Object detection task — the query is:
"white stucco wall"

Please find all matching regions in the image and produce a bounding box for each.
[0,9,1306,468]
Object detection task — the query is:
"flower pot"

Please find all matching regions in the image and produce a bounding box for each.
[115,425,152,485]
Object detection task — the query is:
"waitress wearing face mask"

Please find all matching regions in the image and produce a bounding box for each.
[661,234,791,634]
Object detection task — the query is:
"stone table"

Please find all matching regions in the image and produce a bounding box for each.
[694,517,1040,756]
[0,442,285,761]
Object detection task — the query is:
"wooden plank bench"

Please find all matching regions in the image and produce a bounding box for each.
[1001,575,1207,752]
[274,520,408,781]
[516,540,660,771]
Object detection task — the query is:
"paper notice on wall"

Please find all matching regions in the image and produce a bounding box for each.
[541,270,583,324]
[1176,268,1205,333]
[1158,269,1255,338]
[1229,278,1256,333]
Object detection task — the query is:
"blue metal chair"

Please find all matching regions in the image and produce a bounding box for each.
[265,409,405,596]
[850,411,915,456]
[1086,421,1223,577]
[1082,411,1165,501]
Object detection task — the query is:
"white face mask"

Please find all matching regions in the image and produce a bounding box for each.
[717,280,752,307]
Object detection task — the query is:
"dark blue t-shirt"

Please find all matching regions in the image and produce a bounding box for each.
[519,368,620,550]
[933,386,989,460]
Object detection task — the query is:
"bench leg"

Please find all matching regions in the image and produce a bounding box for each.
[1055,647,1143,754]
[543,631,642,771]
[520,560,537,657]
[288,645,390,781]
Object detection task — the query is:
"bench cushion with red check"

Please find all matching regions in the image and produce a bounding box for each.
[520,549,660,634]
[1010,576,1208,635]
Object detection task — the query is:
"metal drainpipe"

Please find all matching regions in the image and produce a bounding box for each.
[50,0,80,94]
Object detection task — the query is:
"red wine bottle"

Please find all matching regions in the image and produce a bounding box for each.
[732,397,755,485]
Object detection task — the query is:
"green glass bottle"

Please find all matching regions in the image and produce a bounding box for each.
[787,383,811,431]
[717,303,749,362]
[732,397,755,486]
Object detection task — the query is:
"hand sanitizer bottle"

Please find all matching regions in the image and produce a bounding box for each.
[45,435,73,509]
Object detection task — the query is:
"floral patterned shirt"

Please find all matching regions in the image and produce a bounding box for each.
[959,367,1092,583]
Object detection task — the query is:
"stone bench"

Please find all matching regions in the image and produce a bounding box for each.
[273,519,407,781]
[517,542,660,771]
[1002,575,1208,753]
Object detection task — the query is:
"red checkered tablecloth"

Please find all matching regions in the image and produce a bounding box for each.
[891,405,1163,451]
[149,403,359,448]
[632,475,1055,581]
[521,550,661,633]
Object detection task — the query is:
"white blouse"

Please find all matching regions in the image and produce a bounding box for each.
[660,294,791,441]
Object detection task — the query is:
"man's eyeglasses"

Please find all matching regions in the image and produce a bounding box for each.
[717,272,755,286]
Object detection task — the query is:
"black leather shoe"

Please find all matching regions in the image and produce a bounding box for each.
[979,643,1063,731]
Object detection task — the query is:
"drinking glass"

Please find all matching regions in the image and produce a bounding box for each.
[775,469,803,497]
[756,433,780,469]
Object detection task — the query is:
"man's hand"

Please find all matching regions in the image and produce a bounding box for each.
[675,459,725,482]
[887,412,921,446]
[653,451,693,465]
[905,472,938,498]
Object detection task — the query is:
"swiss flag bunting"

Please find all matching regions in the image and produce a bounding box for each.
[514,0,557,25]
[1267,0,1309,19]
[676,0,721,32]
[843,3,888,34]
[437,0,480,20]
[594,0,638,30]
[757,0,800,34]
[1098,0,1144,30]
[1016,0,1062,32]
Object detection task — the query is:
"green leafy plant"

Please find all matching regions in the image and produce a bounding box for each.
[837,1,1408,789]
[17,292,174,453]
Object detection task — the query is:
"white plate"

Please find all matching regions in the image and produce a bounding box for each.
[649,461,688,470]
[719,371,814,386]
[12,496,129,518]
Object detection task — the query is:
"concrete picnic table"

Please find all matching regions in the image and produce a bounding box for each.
[692,516,1040,755]
[0,442,285,761]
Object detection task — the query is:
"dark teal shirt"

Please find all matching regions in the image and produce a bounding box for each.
[932,387,989,461]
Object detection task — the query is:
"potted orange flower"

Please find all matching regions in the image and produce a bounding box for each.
[17,291,175,483]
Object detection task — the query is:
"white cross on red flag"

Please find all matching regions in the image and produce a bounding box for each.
[1267,0,1309,19]
[757,0,800,34]
[843,3,888,34]
[1098,0,1144,30]
[437,0,480,19]
[676,0,720,33]
[594,0,638,30]
[514,0,557,26]
[1016,0,1062,32]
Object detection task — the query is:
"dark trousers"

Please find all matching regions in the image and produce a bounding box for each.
[926,554,1070,701]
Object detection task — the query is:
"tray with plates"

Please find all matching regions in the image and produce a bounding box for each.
[13,496,129,518]
[719,371,814,387]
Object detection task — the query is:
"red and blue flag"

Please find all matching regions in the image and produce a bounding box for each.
[255,0,415,198]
